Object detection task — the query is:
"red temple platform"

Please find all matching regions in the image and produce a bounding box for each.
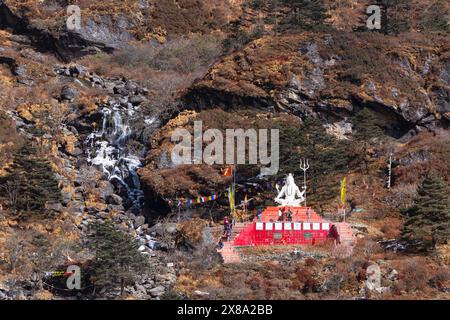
[233,206,332,246]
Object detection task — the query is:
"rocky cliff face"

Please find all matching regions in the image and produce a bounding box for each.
[187,32,450,136]
[0,0,241,60]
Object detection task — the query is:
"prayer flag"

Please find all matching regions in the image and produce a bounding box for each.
[228,186,235,215]
[341,177,347,206]
[223,166,233,177]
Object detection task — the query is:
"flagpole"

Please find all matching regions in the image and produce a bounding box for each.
[233,165,236,222]
[341,177,347,223]
[209,200,216,223]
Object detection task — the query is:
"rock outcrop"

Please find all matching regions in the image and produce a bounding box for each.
[0,0,241,61]
[187,32,450,135]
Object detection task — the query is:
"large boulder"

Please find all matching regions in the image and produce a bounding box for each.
[432,87,450,120]
[60,85,78,101]
[148,223,178,237]
[134,215,146,228]
[148,286,165,297]
[46,202,63,213]
[106,194,123,206]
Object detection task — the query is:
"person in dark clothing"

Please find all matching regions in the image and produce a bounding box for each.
[226,222,232,241]
[278,207,286,222]
[287,209,293,222]
[256,208,262,222]
[223,216,230,238]
[328,224,341,247]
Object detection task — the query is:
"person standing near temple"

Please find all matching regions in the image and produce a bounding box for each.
[287,208,293,222]
[328,224,341,247]
[278,208,283,222]
[227,222,233,241]
[256,208,263,222]
[223,216,229,239]
[229,216,234,240]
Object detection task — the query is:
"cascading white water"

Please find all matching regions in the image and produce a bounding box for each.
[86,103,145,211]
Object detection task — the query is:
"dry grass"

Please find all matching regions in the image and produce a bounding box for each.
[177,218,210,245]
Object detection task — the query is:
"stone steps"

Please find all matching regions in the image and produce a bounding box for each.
[218,241,241,264]
[215,222,248,264]
[336,222,356,246]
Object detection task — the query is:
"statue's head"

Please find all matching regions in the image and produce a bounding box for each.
[286,173,295,186]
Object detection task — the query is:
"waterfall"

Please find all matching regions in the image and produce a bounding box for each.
[86,103,145,211]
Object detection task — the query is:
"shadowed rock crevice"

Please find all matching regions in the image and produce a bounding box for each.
[0,2,114,61]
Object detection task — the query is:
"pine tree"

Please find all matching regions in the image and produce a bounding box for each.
[353,108,384,142]
[87,221,151,296]
[419,1,449,33]
[0,144,61,214]
[381,0,411,35]
[280,0,329,31]
[352,108,384,172]
[402,173,450,249]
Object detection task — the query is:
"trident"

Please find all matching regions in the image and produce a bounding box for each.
[300,159,309,207]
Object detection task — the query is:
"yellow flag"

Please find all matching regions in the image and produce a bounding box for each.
[228,186,236,215]
[341,177,347,206]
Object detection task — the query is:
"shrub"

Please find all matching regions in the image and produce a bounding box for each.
[250,0,265,9]
[223,24,265,53]
[0,144,61,215]
[177,218,210,247]
[0,111,22,164]
[107,35,222,74]
[353,239,383,258]
[428,270,450,291]
[394,258,430,293]
[419,1,449,33]
[294,267,318,293]
[149,35,222,73]
[383,183,418,209]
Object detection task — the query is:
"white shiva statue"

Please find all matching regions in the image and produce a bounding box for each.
[275,173,306,206]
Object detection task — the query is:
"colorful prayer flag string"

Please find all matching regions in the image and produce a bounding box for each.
[166,194,219,207]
